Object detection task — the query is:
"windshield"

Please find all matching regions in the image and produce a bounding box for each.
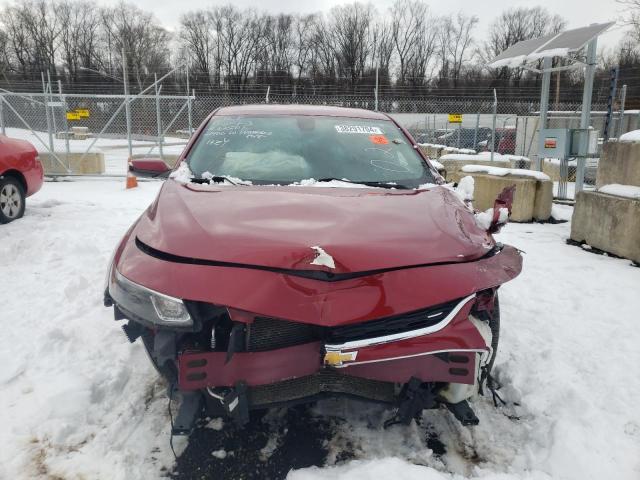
[186,115,435,188]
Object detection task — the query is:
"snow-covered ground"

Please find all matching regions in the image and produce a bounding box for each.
[1,180,639,479]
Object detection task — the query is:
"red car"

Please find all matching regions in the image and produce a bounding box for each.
[0,135,43,223]
[105,105,522,433]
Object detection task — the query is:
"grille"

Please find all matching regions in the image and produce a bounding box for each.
[247,317,319,351]
[328,297,462,344]
[248,370,396,406]
[245,297,464,351]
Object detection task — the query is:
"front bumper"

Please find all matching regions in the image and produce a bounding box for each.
[177,295,487,393]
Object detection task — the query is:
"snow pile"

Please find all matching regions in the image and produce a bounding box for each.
[456,175,474,201]
[439,152,510,163]
[418,143,477,155]
[474,207,508,230]
[461,164,550,181]
[430,159,444,171]
[619,129,640,143]
[201,171,253,186]
[598,184,640,199]
[544,157,578,166]
[169,161,193,183]
[0,180,183,479]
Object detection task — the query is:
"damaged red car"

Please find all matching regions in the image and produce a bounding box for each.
[104,105,522,434]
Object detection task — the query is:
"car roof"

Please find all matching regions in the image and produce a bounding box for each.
[215,104,391,121]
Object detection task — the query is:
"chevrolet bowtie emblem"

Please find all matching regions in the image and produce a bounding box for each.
[324,350,357,367]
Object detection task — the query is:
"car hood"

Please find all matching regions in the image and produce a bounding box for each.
[134,180,494,274]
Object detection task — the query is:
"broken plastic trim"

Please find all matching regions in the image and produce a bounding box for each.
[135,237,504,282]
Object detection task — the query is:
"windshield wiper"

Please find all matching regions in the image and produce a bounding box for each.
[316,178,410,189]
[191,175,245,185]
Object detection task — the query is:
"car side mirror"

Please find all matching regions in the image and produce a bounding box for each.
[488,185,515,233]
[129,158,171,178]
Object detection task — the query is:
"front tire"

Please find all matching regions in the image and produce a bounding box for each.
[0,177,26,224]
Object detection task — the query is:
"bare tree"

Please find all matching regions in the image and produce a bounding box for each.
[390,0,430,85]
[438,13,478,87]
[102,3,170,90]
[180,10,215,85]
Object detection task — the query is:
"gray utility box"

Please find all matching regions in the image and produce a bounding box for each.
[539,128,571,158]
[540,128,599,159]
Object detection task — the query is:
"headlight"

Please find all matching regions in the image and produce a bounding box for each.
[108,268,193,327]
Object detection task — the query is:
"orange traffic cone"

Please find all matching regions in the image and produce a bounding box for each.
[126,172,138,189]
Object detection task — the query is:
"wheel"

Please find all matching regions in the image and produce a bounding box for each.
[0,177,25,224]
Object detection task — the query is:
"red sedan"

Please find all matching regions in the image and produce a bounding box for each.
[0,135,43,223]
[105,105,522,434]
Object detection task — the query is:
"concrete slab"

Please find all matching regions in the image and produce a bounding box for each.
[571,190,640,264]
[596,142,640,189]
[40,152,105,175]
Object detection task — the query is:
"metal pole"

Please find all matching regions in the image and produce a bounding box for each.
[58,80,70,156]
[265,85,270,104]
[47,71,57,134]
[603,66,619,140]
[41,72,55,155]
[375,65,379,111]
[186,63,193,136]
[616,84,627,139]
[491,89,497,161]
[155,73,164,160]
[536,57,552,171]
[576,37,598,194]
[0,94,5,135]
[457,121,461,149]
[473,112,479,150]
[122,48,133,159]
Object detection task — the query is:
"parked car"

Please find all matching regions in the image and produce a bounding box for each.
[105,105,522,434]
[0,135,43,223]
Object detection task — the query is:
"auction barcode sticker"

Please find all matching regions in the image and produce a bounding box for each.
[335,125,383,134]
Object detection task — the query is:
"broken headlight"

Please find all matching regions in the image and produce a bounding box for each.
[108,268,193,327]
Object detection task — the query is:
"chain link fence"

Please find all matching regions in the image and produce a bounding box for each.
[0,86,637,200]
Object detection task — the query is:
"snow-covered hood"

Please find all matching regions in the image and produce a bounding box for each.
[133,179,494,274]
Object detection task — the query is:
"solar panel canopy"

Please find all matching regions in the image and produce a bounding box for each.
[489,22,614,68]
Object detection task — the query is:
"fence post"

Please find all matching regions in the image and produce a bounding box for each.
[616,84,627,139]
[47,71,57,134]
[122,48,133,159]
[58,80,70,156]
[491,89,497,161]
[186,63,193,136]
[155,73,164,160]
[0,94,5,135]
[41,72,55,156]
[473,112,479,150]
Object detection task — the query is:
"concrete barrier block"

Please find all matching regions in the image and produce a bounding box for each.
[71,126,89,135]
[39,152,105,175]
[596,142,640,189]
[533,179,553,221]
[440,159,510,183]
[542,160,576,182]
[466,172,536,222]
[571,190,640,264]
[55,131,73,140]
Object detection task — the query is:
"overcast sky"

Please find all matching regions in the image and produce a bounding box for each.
[99,0,628,51]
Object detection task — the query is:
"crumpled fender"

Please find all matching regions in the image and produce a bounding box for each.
[115,221,522,326]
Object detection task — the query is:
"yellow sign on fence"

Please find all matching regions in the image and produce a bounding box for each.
[76,109,90,118]
[66,111,81,120]
[448,113,463,124]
